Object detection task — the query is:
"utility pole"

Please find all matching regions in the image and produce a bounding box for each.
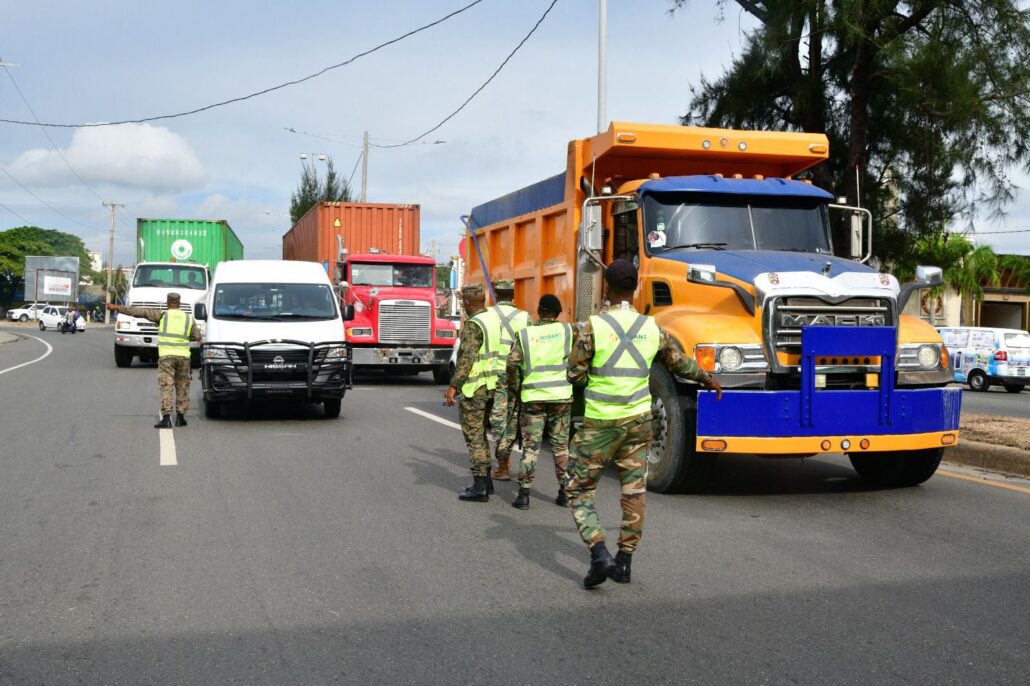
[360,130,369,202]
[597,0,607,134]
[102,201,124,324]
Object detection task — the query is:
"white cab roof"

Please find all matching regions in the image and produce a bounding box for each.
[212,260,330,284]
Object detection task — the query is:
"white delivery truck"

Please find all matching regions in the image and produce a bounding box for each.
[195,260,354,418]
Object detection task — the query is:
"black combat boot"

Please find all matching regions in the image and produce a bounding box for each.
[484,473,494,495]
[458,475,490,502]
[611,550,632,584]
[512,487,530,510]
[154,415,172,429]
[554,489,569,507]
[175,413,187,427]
[583,542,615,589]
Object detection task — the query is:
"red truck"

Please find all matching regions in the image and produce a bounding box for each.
[282,202,457,381]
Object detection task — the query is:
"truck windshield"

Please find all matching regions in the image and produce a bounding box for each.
[133,265,207,290]
[642,193,832,254]
[350,263,433,288]
[212,283,338,320]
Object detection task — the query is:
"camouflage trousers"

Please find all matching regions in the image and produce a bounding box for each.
[459,387,493,477]
[567,412,651,554]
[489,377,520,462]
[518,401,571,489]
[158,356,192,416]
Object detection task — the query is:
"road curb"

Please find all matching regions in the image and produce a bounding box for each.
[946,440,1030,478]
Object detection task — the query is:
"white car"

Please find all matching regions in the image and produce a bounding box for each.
[37,305,69,330]
[7,303,45,321]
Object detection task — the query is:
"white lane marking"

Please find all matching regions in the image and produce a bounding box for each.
[404,406,521,454]
[0,331,53,376]
[159,429,178,466]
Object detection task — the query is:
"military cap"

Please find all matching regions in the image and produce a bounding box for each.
[538,294,562,314]
[166,292,182,304]
[492,279,515,291]
[604,259,638,289]
[460,283,485,298]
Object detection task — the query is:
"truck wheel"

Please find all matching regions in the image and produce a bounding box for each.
[114,346,133,368]
[204,397,222,419]
[433,365,451,385]
[1004,383,1024,394]
[849,447,944,487]
[968,370,989,392]
[646,365,716,494]
[323,399,342,418]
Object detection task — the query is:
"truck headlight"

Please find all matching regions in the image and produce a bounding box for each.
[916,344,940,369]
[347,327,373,337]
[203,347,230,361]
[325,346,349,360]
[717,346,744,371]
[435,329,457,339]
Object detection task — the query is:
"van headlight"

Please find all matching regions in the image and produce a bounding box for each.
[325,346,349,360]
[203,347,230,361]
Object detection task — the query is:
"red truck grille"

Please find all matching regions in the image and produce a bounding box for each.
[378,300,431,344]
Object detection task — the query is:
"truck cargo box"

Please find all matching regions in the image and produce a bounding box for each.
[283,202,420,264]
[136,218,243,268]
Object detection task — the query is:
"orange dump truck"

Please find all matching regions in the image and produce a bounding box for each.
[463,122,960,492]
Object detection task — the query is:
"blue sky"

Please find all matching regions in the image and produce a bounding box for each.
[1,0,1027,265]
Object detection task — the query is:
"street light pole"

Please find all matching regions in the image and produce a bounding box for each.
[597,0,607,134]
[361,130,369,203]
[102,200,124,325]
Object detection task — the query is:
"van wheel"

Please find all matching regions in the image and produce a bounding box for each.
[968,370,989,392]
[204,397,222,419]
[323,398,342,418]
[114,346,133,368]
[849,448,944,487]
[433,365,451,385]
[646,365,716,494]
[1004,383,1025,393]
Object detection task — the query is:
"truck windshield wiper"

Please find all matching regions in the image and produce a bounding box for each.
[279,314,333,320]
[774,247,826,254]
[664,242,728,251]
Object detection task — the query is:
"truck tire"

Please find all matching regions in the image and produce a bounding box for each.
[646,365,717,494]
[433,365,451,385]
[114,346,133,368]
[968,369,989,392]
[1003,383,1024,394]
[203,397,222,419]
[849,447,944,487]
[323,398,342,418]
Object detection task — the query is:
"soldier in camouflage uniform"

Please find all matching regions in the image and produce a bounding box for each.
[485,279,529,481]
[444,283,499,502]
[566,260,722,588]
[108,292,202,428]
[506,293,573,510]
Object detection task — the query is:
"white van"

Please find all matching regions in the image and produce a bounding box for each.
[937,326,1030,393]
[195,260,354,418]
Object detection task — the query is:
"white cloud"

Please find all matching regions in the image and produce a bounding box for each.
[6,123,206,192]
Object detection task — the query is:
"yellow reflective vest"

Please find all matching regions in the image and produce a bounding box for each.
[460,311,502,398]
[584,310,661,420]
[519,321,573,402]
[158,309,193,359]
[486,304,529,372]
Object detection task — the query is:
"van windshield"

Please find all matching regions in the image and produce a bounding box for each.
[213,283,337,320]
[134,265,207,290]
[1004,332,1030,348]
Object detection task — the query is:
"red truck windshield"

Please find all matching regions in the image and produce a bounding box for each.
[350,263,433,288]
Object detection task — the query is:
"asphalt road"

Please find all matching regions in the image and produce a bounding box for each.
[957,382,1030,418]
[1,326,1028,685]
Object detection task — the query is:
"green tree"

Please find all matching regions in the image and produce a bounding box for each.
[436,263,452,292]
[670,1,1030,264]
[0,226,98,309]
[289,157,352,224]
[894,231,1000,323]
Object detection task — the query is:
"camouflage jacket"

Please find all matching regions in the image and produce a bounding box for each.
[566,304,711,387]
[506,315,563,397]
[449,311,485,389]
[119,306,202,342]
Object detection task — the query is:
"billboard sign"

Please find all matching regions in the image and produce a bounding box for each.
[24,256,80,303]
[43,275,73,297]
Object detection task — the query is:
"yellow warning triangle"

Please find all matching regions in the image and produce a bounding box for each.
[334,218,342,228]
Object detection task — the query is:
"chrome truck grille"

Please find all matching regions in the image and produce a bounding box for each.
[768,297,894,352]
[126,301,195,333]
[378,300,431,344]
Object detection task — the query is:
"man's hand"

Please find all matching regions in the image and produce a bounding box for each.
[443,385,458,407]
[106,303,120,312]
[707,378,723,401]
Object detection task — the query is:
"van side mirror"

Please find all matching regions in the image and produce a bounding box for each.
[341,304,355,321]
[194,303,207,320]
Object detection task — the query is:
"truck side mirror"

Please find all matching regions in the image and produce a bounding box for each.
[915,265,943,286]
[341,304,355,321]
[581,202,603,251]
[194,303,207,321]
[849,213,863,259]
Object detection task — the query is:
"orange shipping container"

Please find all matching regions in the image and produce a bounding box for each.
[282,202,420,263]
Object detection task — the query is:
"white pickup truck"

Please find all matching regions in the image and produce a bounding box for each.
[113,262,208,368]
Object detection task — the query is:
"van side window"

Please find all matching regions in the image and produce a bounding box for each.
[942,329,968,348]
[970,330,995,348]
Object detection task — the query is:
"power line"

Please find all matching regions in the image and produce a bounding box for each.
[0,167,101,230]
[347,152,363,190]
[0,0,487,129]
[0,199,31,224]
[974,229,1030,235]
[380,0,561,148]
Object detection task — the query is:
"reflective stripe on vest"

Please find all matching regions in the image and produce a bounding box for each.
[158,309,193,358]
[488,304,529,371]
[519,321,572,402]
[460,312,502,397]
[584,311,661,420]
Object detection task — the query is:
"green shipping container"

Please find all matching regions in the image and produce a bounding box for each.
[136,218,244,269]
